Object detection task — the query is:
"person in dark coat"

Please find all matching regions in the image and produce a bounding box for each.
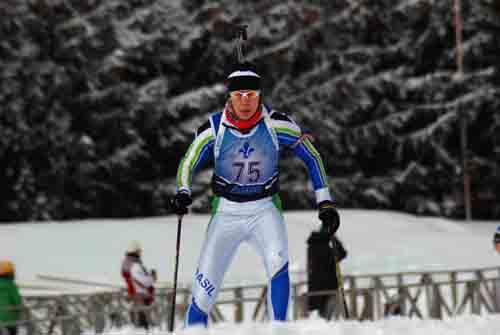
[307,232,347,319]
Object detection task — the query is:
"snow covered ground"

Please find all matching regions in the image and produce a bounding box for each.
[84,314,500,335]
[2,209,500,334]
[2,209,499,286]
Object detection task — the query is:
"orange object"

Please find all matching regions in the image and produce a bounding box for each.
[0,260,15,275]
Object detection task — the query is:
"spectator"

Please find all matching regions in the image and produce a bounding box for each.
[494,226,500,312]
[121,241,157,330]
[307,232,347,319]
[0,261,22,335]
[494,226,500,253]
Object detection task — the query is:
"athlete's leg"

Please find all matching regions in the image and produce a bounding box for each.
[185,212,247,327]
[247,204,290,321]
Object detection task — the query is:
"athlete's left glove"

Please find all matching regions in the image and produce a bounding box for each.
[318,200,340,236]
[170,192,192,216]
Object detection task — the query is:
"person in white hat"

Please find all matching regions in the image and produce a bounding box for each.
[121,241,157,329]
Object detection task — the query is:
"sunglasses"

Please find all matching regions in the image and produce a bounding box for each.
[230,90,261,99]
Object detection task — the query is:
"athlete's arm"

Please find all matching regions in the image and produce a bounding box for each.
[270,111,332,204]
[176,120,215,195]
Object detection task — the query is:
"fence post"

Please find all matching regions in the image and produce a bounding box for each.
[451,272,458,312]
[349,276,357,319]
[22,305,36,335]
[430,284,442,319]
[92,294,105,333]
[234,287,243,322]
[58,298,78,335]
[397,273,406,316]
[374,277,383,320]
[292,284,299,320]
[494,273,500,312]
[360,288,374,321]
[423,273,435,318]
[300,293,308,319]
[471,280,480,315]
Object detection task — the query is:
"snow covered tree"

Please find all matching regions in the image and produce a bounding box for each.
[1,0,498,221]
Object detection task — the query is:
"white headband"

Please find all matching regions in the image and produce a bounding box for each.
[228,70,261,79]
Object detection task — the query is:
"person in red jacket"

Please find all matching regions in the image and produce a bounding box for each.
[121,241,157,329]
[494,226,500,253]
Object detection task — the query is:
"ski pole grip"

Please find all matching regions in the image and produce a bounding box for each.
[236,24,248,40]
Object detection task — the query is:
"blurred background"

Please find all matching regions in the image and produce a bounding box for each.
[1,0,499,222]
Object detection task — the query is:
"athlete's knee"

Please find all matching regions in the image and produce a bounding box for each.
[268,250,288,278]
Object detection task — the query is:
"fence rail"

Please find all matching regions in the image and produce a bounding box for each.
[3,266,500,334]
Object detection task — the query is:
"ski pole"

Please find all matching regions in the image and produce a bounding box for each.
[332,238,349,319]
[169,214,183,332]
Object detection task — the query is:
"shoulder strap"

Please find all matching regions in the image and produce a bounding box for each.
[264,103,272,114]
[210,112,223,136]
[262,105,280,151]
[210,111,225,160]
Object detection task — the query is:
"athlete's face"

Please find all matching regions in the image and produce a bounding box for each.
[495,242,500,253]
[230,90,260,120]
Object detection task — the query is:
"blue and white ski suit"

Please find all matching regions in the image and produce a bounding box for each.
[176,105,333,326]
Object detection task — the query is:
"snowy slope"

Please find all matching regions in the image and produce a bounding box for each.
[83,314,500,335]
[3,210,500,334]
[2,209,499,287]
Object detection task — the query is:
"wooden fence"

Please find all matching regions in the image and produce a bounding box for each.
[3,266,500,334]
[205,266,500,322]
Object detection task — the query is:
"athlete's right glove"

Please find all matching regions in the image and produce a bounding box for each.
[169,192,192,216]
[318,200,340,236]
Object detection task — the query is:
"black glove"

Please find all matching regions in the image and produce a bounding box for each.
[170,192,192,215]
[318,200,340,236]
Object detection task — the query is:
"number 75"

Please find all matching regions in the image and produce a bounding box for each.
[233,161,260,182]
